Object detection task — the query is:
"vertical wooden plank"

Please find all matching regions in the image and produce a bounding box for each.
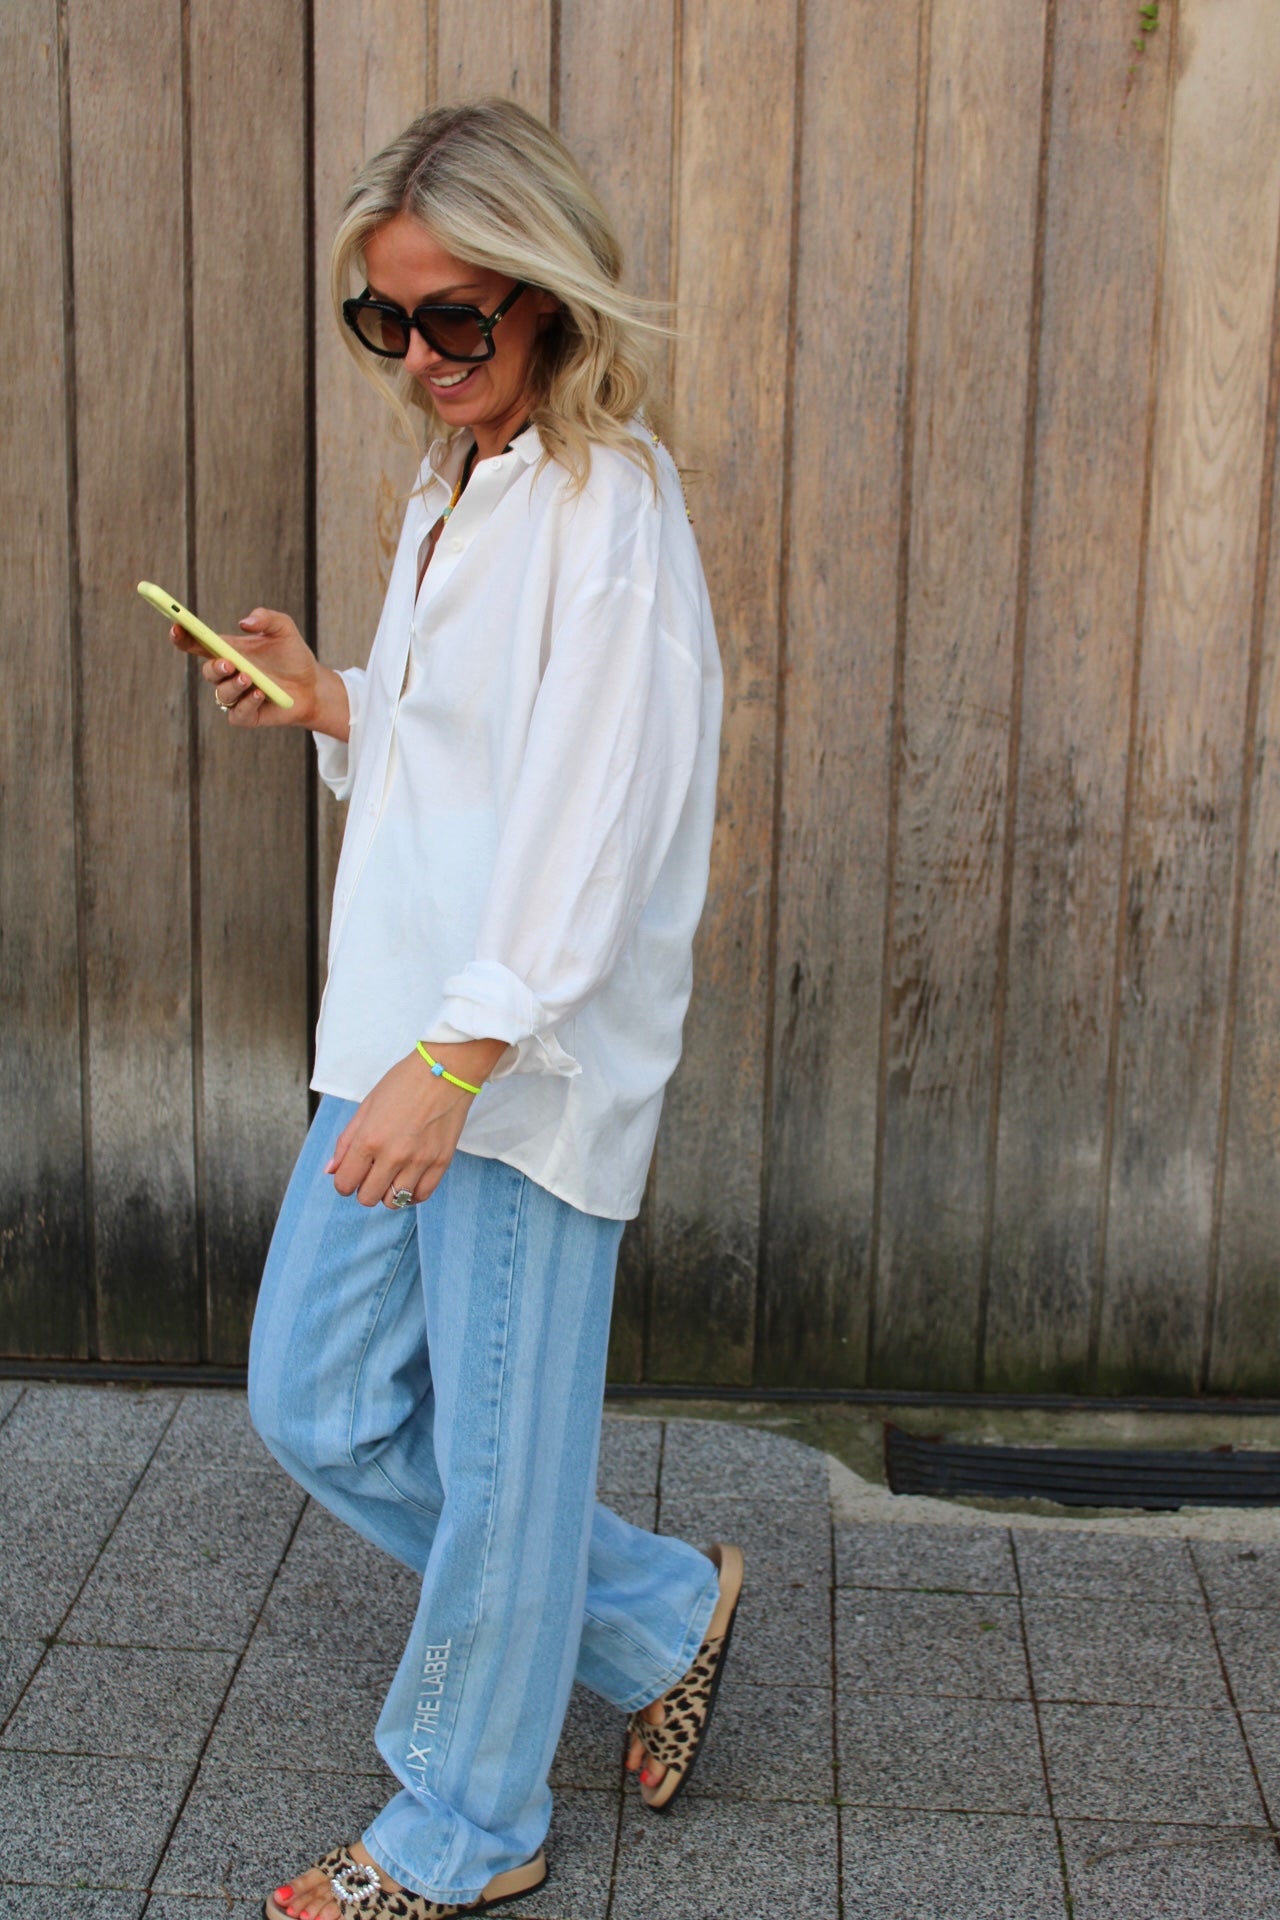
[756,0,922,1387]
[189,0,311,1362]
[871,0,1047,1390]
[0,3,87,1356]
[313,5,431,974]
[436,2,550,111]
[647,0,798,1384]
[1213,288,1280,1392]
[69,0,198,1359]
[985,0,1170,1390]
[558,0,676,1381]
[1100,0,1280,1392]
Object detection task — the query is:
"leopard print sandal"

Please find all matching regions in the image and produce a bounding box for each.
[627,1540,745,1812]
[263,1842,547,1920]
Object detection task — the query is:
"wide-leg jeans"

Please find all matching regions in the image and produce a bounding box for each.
[248,1096,719,1904]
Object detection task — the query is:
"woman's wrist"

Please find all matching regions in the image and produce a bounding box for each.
[417,1036,507,1093]
[307,664,352,741]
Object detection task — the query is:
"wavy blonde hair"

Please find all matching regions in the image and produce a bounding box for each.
[331,99,666,489]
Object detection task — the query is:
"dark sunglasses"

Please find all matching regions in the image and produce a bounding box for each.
[342,281,528,362]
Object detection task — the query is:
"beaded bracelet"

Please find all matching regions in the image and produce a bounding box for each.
[416,1041,483,1096]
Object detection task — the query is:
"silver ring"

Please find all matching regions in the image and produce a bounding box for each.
[389,1187,415,1209]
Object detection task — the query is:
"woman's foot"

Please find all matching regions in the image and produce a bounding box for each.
[268,1840,400,1920]
[624,1541,745,1811]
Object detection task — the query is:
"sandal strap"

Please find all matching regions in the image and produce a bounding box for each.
[627,1632,726,1770]
[299,1841,491,1919]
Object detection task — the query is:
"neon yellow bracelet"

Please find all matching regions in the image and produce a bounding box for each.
[416,1041,483,1096]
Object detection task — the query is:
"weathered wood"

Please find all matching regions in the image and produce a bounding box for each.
[1099,0,1280,1392]
[68,0,198,1360]
[1213,288,1280,1391]
[647,0,798,1384]
[985,0,1170,1391]
[313,3,431,975]
[757,0,922,1386]
[0,3,87,1357]
[558,0,676,1381]
[189,0,311,1363]
[436,2,550,112]
[871,0,1047,1390]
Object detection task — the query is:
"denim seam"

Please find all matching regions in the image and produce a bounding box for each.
[422,1168,528,1895]
[344,1213,419,1474]
[584,1556,722,1711]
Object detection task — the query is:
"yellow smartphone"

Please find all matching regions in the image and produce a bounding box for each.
[137,581,295,710]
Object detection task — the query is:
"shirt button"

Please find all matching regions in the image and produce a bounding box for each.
[449,536,463,552]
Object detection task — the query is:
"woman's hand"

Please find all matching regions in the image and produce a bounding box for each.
[168,606,350,739]
[327,1039,508,1208]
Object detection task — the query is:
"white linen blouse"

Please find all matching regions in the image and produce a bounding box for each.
[311,420,723,1221]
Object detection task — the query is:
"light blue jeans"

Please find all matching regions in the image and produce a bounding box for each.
[248,1097,718,1904]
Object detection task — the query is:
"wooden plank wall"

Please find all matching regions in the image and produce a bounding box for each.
[4,0,1280,1397]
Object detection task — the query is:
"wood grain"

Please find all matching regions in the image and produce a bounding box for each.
[436,1,551,112]
[313,2,431,976]
[985,0,1170,1390]
[188,0,311,1362]
[647,0,799,1384]
[558,0,676,1380]
[756,0,922,1386]
[1099,0,1280,1392]
[0,3,87,1357]
[69,0,198,1360]
[871,0,1047,1390]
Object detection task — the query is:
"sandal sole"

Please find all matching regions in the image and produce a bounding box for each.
[263,1849,546,1920]
[640,1541,745,1814]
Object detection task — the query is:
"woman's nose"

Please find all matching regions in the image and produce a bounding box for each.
[403,330,439,379]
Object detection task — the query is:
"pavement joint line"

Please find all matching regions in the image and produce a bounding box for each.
[0,1382,26,1436]
[135,1404,311,1919]
[827,1509,845,1920]
[1189,1538,1280,1874]
[1010,1530,1075,1919]
[0,1385,185,1749]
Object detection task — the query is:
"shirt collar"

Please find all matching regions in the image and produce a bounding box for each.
[425,421,542,481]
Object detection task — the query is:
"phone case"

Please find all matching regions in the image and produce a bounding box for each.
[137,581,295,709]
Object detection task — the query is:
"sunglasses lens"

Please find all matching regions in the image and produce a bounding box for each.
[417,310,490,361]
[352,304,410,357]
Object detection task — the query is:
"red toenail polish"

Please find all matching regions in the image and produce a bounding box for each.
[274,1890,293,1904]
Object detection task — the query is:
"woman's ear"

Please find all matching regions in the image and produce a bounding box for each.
[534,290,563,331]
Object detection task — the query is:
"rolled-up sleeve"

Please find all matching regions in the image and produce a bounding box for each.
[312,666,367,802]
[422,492,704,1078]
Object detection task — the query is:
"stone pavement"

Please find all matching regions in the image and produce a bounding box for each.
[4,1381,1280,1918]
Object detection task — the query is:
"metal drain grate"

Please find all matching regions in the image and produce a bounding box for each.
[883,1423,1280,1510]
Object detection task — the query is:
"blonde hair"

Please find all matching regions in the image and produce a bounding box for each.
[331,99,665,489]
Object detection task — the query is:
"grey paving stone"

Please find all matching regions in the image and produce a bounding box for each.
[1040,1704,1263,1823]
[145,1902,262,1919]
[1023,1598,1229,1708]
[836,1590,1027,1700]
[683,1674,834,1801]
[600,1489,657,1533]
[836,1695,1048,1814]
[252,1503,420,1664]
[1013,1531,1199,1602]
[0,1383,24,1424]
[206,1647,394,1775]
[596,1417,662,1496]
[0,1639,45,1722]
[0,1460,140,1636]
[612,1795,839,1919]
[1215,1611,1280,1708]
[1239,1711,1280,1807]
[658,1494,831,1590]
[1060,1819,1280,1919]
[841,1809,1067,1919]
[659,1418,830,1504]
[504,1789,618,1919]
[1193,1539,1280,1610]
[152,1761,390,1899]
[0,1383,177,1465]
[0,1891,146,1920]
[154,1391,278,1473]
[0,1749,190,1888]
[550,1682,626,1790]
[725,1580,831,1689]
[836,1520,1017,1594]
[65,1466,304,1651]
[2,1644,236,1763]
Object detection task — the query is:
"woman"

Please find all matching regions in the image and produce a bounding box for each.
[172,99,741,1920]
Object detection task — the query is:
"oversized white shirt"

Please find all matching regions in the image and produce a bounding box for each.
[311,421,723,1220]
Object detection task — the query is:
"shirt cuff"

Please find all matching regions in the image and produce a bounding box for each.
[312,669,365,801]
[425,959,581,1080]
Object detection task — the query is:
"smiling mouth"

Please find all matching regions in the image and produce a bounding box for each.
[429,365,479,392]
